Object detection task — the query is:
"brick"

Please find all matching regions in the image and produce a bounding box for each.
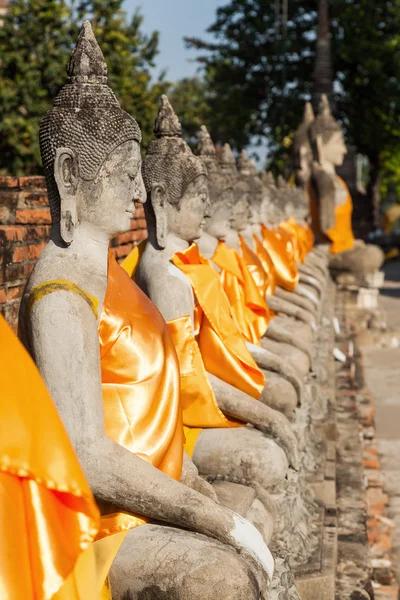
[0,176,19,188]
[20,192,49,207]
[18,176,46,189]
[6,284,24,301]
[5,262,34,283]
[112,242,134,259]
[15,209,51,224]
[134,203,145,218]
[111,231,134,246]
[0,289,5,303]
[12,242,46,263]
[135,218,147,230]
[367,488,389,514]
[0,225,50,242]
[3,300,20,327]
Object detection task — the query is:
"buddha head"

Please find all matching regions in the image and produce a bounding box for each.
[309,95,347,169]
[197,126,234,241]
[259,172,280,225]
[292,102,314,189]
[219,144,250,233]
[40,21,145,245]
[142,96,210,248]
[237,150,263,227]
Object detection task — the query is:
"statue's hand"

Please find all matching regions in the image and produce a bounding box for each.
[257,408,300,471]
[230,513,274,581]
[181,452,219,502]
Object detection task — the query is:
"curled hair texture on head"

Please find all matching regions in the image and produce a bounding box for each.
[197,125,231,204]
[39,21,141,224]
[309,94,341,148]
[142,95,207,206]
[292,102,314,156]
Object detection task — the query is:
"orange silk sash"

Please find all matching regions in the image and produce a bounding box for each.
[327,177,355,254]
[98,251,184,537]
[0,315,100,599]
[238,234,270,297]
[212,241,270,344]
[171,244,265,402]
[167,315,238,447]
[279,218,306,263]
[253,234,277,295]
[308,176,355,254]
[260,224,299,291]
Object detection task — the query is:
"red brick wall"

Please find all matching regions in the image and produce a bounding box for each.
[0,176,147,331]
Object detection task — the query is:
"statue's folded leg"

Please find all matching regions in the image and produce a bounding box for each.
[260,337,310,377]
[259,369,298,420]
[272,316,314,345]
[110,524,268,600]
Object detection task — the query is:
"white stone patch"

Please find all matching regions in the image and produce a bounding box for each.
[231,513,274,580]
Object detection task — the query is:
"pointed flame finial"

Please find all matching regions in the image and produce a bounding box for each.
[220,143,236,168]
[304,102,315,124]
[319,94,331,118]
[197,125,216,158]
[154,95,182,138]
[67,21,108,84]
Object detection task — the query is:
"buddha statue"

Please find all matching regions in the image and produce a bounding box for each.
[197,130,313,380]
[308,95,384,283]
[136,98,319,568]
[19,22,274,599]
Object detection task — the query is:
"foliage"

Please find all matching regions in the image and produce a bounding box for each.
[168,77,212,148]
[185,0,317,154]
[185,0,400,197]
[0,0,166,175]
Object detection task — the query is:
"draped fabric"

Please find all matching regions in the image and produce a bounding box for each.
[212,241,270,344]
[253,234,277,296]
[0,315,100,600]
[308,176,355,254]
[172,244,265,403]
[260,224,299,291]
[98,251,184,537]
[238,235,270,297]
[279,219,306,263]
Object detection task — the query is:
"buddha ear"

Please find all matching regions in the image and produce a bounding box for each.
[54,147,79,245]
[151,182,168,249]
[315,135,324,165]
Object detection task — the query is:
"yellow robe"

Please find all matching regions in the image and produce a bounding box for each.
[26,251,184,596]
[212,241,270,344]
[0,315,100,599]
[309,175,355,254]
[260,224,299,291]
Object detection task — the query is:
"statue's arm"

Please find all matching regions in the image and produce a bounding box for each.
[208,373,299,470]
[27,292,269,566]
[245,341,303,403]
[311,167,336,234]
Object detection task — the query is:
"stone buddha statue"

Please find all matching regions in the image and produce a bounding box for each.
[19,22,275,599]
[292,102,315,193]
[198,132,313,380]
[137,95,299,476]
[196,127,302,416]
[309,94,384,283]
[136,100,320,568]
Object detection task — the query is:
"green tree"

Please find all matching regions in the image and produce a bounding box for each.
[0,0,75,174]
[168,77,212,147]
[0,0,166,174]
[185,0,317,153]
[186,0,400,199]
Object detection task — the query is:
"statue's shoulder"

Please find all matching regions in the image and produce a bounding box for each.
[310,162,335,200]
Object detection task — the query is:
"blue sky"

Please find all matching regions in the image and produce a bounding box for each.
[125,0,226,81]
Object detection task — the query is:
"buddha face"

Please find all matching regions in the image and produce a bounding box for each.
[319,130,347,167]
[167,175,211,242]
[55,140,145,241]
[231,193,250,233]
[295,145,312,188]
[206,186,234,241]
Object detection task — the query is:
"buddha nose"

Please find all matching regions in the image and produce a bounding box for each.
[136,173,146,205]
[204,196,212,218]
